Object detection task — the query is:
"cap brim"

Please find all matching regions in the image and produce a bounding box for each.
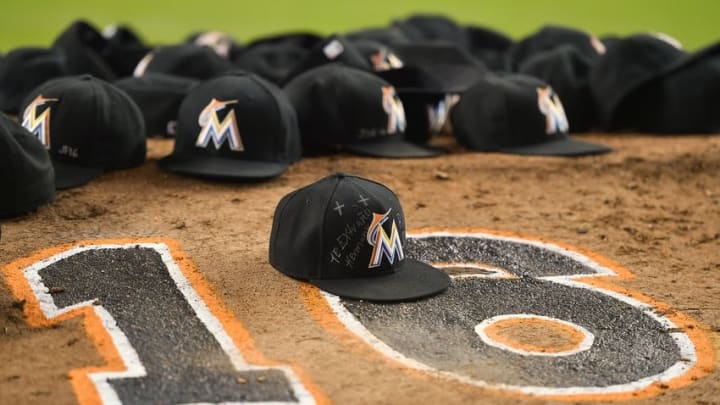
[158,154,288,180]
[311,258,450,302]
[498,137,612,157]
[344,139,445,158]
[53,161,104,190]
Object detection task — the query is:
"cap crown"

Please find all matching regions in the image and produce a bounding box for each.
[233,42,309,84]
[0,48,67,113]
[115,73,198,137]
[393,14,465,44]
[0,114,55,216]
[270,173,408,279]
[282,34,372,84]
[102,24,150,77]
[508,25,605,70]
[18,75,146,169]
[617,45,720,134]
[173,72,301,163]
[52,20,116,80]
[345,26,412,47]
[589,34,686,127]
[519,45,596,132]
[137,45,232,79]
[285,65,407,150]
[452,74,569,150]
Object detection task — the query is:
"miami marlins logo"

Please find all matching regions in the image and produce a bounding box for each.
[133,52,154,77]
[366,209,404,268]
[590,35,607,55]
[537,87,569,135]
[193,31,233,58]
[370,48,404,71]
[427,94,461,135]
[381,86,406,134]
[22,95,58,148]
[196,98,244,151]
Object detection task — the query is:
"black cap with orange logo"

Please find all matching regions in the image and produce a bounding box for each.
[284,64,444,157]
[451,74,612,156]
[159,71,301,180]
[269,172,450,301]
[0,113,55,217]
[18,75,146,189]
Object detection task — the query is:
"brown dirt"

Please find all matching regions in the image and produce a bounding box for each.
[485,318,586,353]
[1,134,719,405]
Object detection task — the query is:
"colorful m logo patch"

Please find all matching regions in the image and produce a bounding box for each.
[196,98,244,151]
[22,95,58,148]
[381,86,406,134]
[537,87,569,135]
[366,208,404,268]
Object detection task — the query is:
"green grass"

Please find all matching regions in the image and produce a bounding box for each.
[0,0,717,51]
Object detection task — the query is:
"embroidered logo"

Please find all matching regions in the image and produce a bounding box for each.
[650,32,684,50]
[367,208,404,268]
[537,87,569,134]
[21,95,58,148]
[323,39,344,60]
[590,36,607,55]
[133,52,154,77]
[193,31,232,58]
[381,86,406,134]
[195,98,244,151]
[427,94,461,135]
[370,48,404,71]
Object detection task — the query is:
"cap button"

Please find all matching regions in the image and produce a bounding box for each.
[79,74,93,81]
[334,172,347,179]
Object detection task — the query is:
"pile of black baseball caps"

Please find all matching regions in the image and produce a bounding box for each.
[2,15,719,217]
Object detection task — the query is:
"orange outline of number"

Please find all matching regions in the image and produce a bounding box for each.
[2,237,329,405]
[300,227,715,402]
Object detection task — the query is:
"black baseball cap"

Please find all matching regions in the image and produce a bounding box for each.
[353,40,462,144]
[344,26,413,47]
[159,72,301,180]
[463,24,514,71]
[19,75,146,189]
[450,74,611,156]
[282,34,372,84]
[186,30,244,59]
[115,73,198,137]
[372,43,483,143]
[0,48,67,114]
[351,39,405,72]
[612,41,720,133]
[519,45,597,132]
[133,45,233,79]
[589,33,686,129]
[0,113,55,217]
[233,41,310,85]
[463,24,514,52]
[52,20,117,80]
[245,32,322,51]
[507,25,607,71]
[101,24,150,77]
[399,93,460,143]
[103,24,145,47]
[270,172,450,301]
[235,32,322,85]
[376,42,487,95]
[284,64,443,158]
[392,14,466,45]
